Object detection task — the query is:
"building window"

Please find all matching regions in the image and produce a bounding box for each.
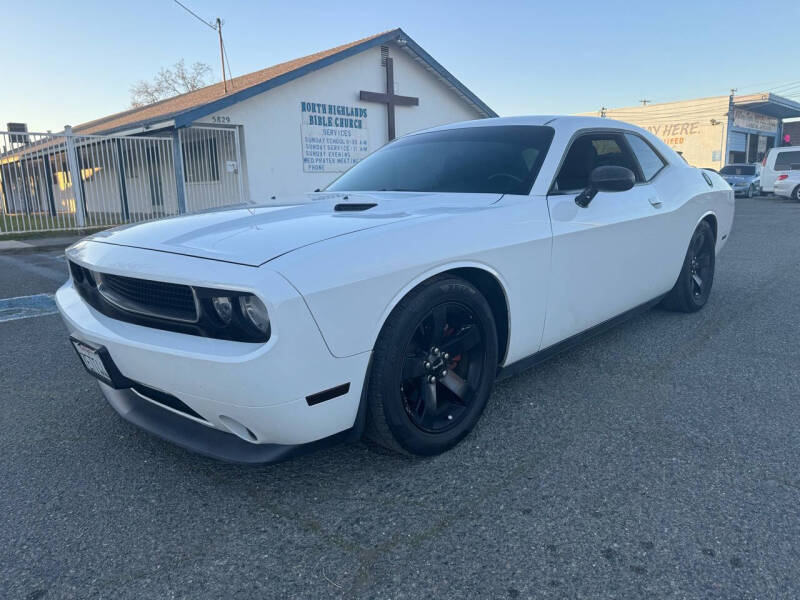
[182,137,220,183]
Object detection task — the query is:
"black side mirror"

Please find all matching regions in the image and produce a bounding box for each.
[575,166,636,208]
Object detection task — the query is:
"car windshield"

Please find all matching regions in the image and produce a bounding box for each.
[326,125,555,195]
[720,165,756,176]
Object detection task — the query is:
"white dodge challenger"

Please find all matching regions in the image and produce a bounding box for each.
[57,116,734,463]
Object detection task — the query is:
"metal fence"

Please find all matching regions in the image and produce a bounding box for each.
[180,126,245,212]
[0,125,245,235]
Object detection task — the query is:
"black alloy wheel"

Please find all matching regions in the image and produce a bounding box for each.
[399,302,485,434]
[660,220,716,313]
[688,226,714,302]
[365,276,498,456]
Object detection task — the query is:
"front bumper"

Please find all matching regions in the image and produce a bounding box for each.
[57,241,371,456]
[99,383,357,463]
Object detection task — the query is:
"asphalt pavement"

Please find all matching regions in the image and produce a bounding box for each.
[1,196,799,599]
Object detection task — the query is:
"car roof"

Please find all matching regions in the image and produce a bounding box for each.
[413,115,685,166]
[420,115,640,132]
[768,147,799,155]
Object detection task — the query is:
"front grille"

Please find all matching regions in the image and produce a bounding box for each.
[96,272,198,323]
[68,260,269,342]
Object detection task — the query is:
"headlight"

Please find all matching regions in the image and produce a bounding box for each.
[196,289,271,342]
[238,295,270,334]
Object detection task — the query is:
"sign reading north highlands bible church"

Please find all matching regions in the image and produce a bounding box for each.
[300,102,370,173]
[300,57,420,173]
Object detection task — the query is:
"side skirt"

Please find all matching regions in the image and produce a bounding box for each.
[496,295,666,382]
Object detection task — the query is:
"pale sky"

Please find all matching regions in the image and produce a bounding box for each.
[3,0,799,132]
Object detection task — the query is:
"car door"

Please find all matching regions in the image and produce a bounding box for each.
[540,130,668,349]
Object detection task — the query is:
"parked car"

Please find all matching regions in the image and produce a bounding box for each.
[761,147,800,193]
[719,164,761,197]
[57,116,735,463]
[773,169,800,202]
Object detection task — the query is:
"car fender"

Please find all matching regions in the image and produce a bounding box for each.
[370,259,512,354]
[270,197,552,362]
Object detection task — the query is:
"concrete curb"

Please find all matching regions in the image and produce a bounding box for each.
[0,236,83,254]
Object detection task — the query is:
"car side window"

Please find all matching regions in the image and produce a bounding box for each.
[774,150,800,171]
[554,133,640,192]
[624,133,666,181]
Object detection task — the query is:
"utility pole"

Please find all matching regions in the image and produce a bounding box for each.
[722,88,737,166]
[217,17,227,93]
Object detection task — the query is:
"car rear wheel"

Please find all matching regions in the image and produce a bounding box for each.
[365,275,498,456]
[660,221,716,313]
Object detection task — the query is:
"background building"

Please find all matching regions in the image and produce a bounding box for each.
[1,28,495,234]
[782,119,800,146]
[580,93,800,169]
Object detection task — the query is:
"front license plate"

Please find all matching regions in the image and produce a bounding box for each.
[70,338,119,387]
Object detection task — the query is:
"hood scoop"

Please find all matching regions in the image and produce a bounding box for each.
[334,202,377,212]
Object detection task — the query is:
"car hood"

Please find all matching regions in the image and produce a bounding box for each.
[84,192,503,266]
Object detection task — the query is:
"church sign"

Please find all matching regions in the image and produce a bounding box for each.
[300,102,370,173]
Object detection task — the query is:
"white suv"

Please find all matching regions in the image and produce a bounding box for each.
[774,170,800,202]
[761,147,800,193]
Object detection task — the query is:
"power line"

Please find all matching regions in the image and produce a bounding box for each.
[172,0,216,30]
[172,1,233,93]
[602,107,730,120]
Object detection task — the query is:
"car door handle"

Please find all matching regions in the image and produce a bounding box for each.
[648,197,663,208]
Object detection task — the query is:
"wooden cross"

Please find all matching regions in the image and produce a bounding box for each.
[360,57,419,141]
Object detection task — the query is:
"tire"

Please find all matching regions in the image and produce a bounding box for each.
[660,221,716,313]
[747,184,754,198]
[793,185,800,203]
[365,275,498,456]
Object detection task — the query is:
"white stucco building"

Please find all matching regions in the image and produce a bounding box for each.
[1,29,495,232]
[69,28,495,211]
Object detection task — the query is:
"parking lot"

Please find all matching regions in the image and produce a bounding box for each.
[1,195,799,599]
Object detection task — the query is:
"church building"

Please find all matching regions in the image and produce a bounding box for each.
[71,28,496,206]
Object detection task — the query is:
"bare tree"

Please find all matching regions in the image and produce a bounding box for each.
[130,60,213,107]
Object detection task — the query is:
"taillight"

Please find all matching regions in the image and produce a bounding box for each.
[777,174,788,181]
[762,155,767,166]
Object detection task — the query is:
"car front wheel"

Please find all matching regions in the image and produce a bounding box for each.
[365,275,498,456]
[793,185,800,202]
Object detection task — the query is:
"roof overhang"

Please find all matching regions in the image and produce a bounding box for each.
[734,93,800,120]
[166,29,496,129]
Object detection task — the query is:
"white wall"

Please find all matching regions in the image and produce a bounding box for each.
[195,41,485,200]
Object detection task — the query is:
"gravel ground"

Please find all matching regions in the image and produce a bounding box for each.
[1,196,799,599]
